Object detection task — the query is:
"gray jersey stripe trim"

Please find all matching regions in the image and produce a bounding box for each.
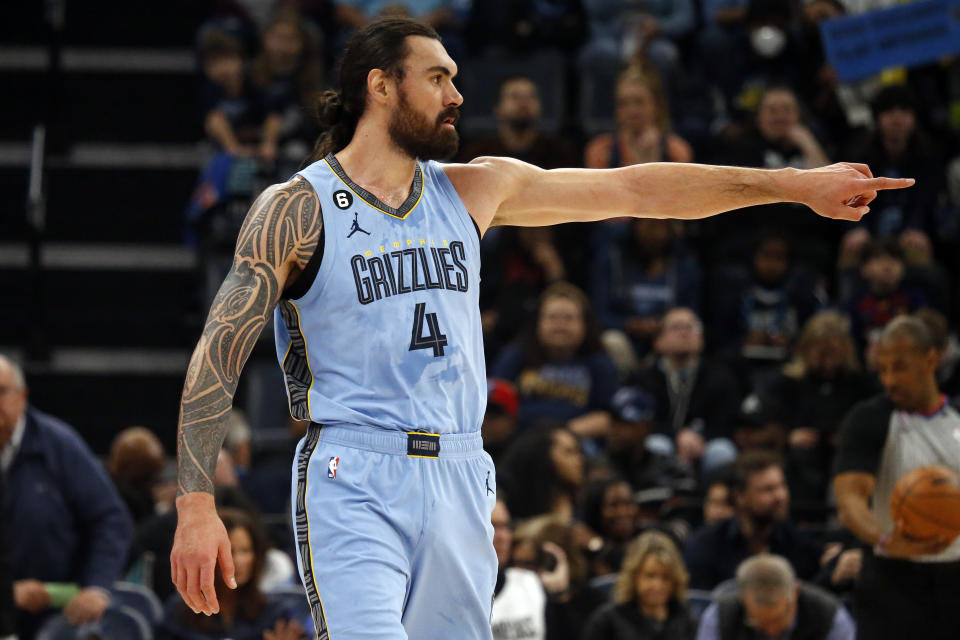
[279,300,313,421]
[295,425,331,639]
[324,153,423,219]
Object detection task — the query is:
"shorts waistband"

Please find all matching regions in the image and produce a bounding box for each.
[310,423,484,459]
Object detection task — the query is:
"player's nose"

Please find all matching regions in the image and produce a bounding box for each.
[446,81,463,108]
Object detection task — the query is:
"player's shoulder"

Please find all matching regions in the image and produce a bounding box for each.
[441,155,537,183]
[848,393,896,418]
[842,394,896,432]
[245,176,322,225]
[259,174,318,201]
[440,157,542,230]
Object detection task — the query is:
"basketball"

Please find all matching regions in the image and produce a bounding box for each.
[890,466,960,541]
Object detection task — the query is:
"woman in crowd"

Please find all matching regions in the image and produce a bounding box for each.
[512,514,606,640]
[585,67,693,169]
[581,531,696,640]
[579,475,640,577]
[756,310,876,504]
[157,508,304,640]
[500,422,585,522]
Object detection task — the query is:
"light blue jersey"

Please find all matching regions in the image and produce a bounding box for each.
[274,153,486,434]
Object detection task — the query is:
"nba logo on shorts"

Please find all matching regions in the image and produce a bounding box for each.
[328,456,340,479]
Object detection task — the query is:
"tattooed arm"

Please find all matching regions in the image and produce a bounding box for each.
[171,176,321,615]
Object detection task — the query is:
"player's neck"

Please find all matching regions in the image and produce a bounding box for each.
[913,389,944,415]
[336,124,419,196]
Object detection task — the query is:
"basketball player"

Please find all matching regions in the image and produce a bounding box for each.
[834,316,960,640]
[171,17,915,640]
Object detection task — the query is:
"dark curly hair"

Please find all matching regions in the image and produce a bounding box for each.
[308,18,440,161]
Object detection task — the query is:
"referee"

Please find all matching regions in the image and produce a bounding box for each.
[834,315,960,640]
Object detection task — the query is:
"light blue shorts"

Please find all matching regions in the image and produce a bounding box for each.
[290,423,498,640]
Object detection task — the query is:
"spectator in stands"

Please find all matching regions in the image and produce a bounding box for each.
[755,311,876,504]
[696,554,855,640]
[843,238,928,360]
[702,475,735,526]
[634,308,740,479]
[697,0,750,109]
[500,423,584,522]
[481,226,567,360]
[605,386,693,494]
[250,7,325,172]
[684,451,822,590]
[458,74,575,168]
[0,472,13,640]
[0,355,132,637]
[157,507,305,640]
[723,84,830,171]
[794,0,852,150]
[582,530,697,640]
[107,426,167,525]
[704,84,834,272]
[578,0,695,108]
[512,515,605,640]
[491,495,568,640]
[200,29,282,163]
[709,232,822,384]
[483,378,520,466]
[492,283,618,441]
[841,84,945,247]
[579,475,639,577]
[591,219,701,364]
[585,67,693,169]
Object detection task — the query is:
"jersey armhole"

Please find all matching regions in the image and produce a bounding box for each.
[283,204,326,301]
[469,212,482,244]
[436,161,483,245]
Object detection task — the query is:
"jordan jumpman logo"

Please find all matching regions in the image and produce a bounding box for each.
[347,212,370,238]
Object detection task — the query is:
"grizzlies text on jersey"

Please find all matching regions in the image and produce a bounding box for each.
[273,153,487,434]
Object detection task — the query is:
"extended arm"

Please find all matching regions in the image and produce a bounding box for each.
[444,157,914,233]
[172,176,321,615]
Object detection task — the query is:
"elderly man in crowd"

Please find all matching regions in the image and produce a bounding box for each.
[696,554,855,640]
[0,355,132,638]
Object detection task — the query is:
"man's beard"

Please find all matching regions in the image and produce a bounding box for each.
[389,88,460,161]
[748,505,787,530]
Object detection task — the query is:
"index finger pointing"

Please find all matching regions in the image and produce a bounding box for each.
[862,177,915,191]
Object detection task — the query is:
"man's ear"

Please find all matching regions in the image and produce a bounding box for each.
[367,68,392,105]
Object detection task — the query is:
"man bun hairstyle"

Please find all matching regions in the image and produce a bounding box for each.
[308,18,440,162]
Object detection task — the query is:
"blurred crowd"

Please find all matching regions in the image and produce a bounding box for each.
[6,0,960,639]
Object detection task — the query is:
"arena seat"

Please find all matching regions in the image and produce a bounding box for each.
[36,604,153,640]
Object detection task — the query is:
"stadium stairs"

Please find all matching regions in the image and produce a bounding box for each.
[0,1,225,454]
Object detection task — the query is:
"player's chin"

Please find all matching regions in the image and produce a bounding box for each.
[434,131,460,160]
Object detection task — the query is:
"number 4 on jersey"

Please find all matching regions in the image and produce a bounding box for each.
[410,303,448,357]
